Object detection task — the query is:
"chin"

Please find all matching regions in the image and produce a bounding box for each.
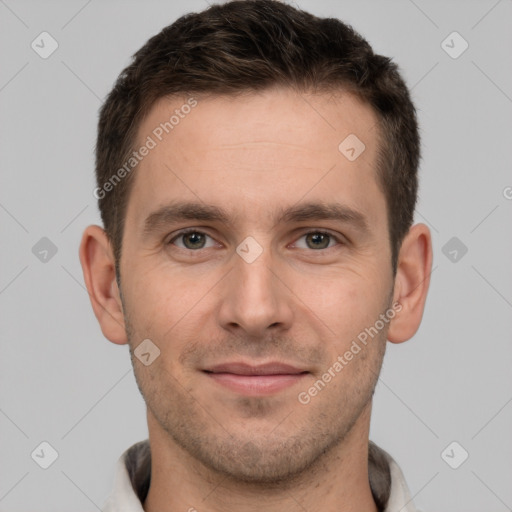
[178,428,343,486]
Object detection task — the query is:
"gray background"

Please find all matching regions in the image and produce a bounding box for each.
[1,0,511,510]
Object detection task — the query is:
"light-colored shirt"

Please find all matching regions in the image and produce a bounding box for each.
[101,439,418,512]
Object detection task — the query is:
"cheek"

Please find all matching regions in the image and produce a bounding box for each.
[121,267,176,350]
[295,265,388,340]
[123,258,185,318]
[122,262,218,360]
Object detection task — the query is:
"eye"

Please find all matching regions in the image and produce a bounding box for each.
[169,229,217,250]
[293,231,342,250]
[167,229,343,252]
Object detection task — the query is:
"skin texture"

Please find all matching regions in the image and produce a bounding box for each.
[80,87,432,512]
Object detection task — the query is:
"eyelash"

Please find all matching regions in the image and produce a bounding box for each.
[168,228,344,251]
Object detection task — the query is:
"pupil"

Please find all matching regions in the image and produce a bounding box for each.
[185,232,205,249]
[308,233,329,249]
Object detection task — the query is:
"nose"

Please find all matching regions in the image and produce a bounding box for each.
[216,243,294,339]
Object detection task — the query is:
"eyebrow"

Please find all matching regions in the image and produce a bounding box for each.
[142,201,369,236]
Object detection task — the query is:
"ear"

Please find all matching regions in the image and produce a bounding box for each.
[79,225,127,345]
[387,223,433,344]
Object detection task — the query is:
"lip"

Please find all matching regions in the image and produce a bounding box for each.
[206,362,306,375]
[203,362,309,396]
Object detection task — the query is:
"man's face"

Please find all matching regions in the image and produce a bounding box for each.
[120,88,395,482]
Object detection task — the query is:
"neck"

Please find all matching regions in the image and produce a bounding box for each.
[143,404,378,512]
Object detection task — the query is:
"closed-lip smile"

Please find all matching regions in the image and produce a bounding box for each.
[203,361,309,396]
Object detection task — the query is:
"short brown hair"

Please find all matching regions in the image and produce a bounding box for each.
[95,0,420,277]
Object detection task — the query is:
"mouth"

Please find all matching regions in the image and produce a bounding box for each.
[203,362,309,396]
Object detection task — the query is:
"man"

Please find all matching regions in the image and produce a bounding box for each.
[80,1,432,510]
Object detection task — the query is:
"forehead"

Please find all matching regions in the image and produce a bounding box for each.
[127,87,384,230]
[137,87,378,161]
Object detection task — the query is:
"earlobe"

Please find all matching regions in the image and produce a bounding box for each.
[79,225,128,345]
[387,223,433,344]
